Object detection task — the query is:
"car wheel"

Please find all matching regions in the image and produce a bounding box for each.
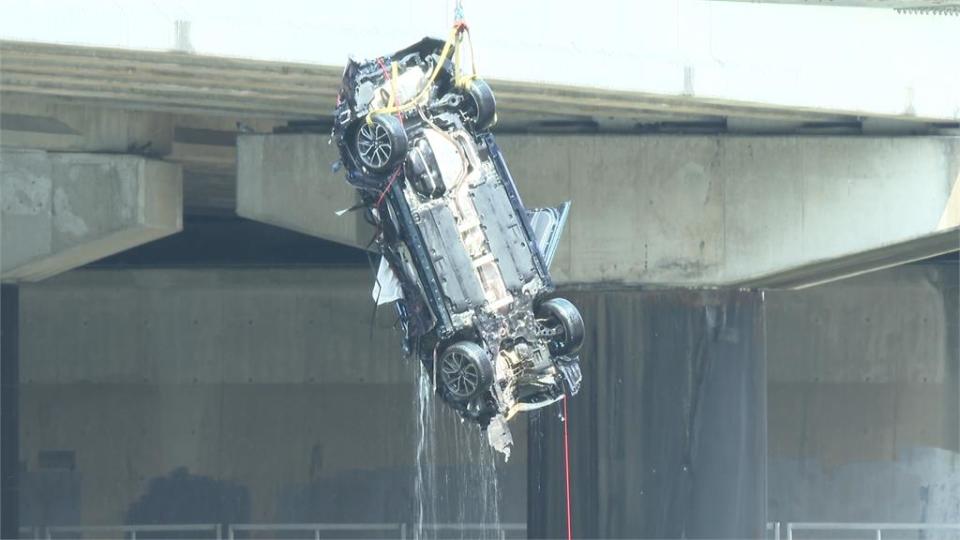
[465,79,496,131]
[438,341,494,403]
[354,114,408,174]
[537,298,585,356]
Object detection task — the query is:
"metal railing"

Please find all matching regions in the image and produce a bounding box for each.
[768,522,960,540]
[227,522,406,539]
[26,521,960,540]
[45,524,221,539]
[25,522,526,540]
[418,522,526,539]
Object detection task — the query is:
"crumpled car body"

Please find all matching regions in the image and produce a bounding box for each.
[332,33,584,457]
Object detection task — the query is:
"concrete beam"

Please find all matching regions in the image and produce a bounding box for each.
[0,40,861,124]
[237,134,959,287]
[0,93,174,155]
[740,228,959,289]
[517,135,960,287]
[2,2,958,122]
[236,134,372,248]
[1,150,182,282]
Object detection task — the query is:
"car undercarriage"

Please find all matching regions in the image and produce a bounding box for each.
[332,27,584,457]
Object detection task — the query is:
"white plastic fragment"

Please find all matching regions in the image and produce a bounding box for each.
[372,257,403,305]
[487,414,514,461]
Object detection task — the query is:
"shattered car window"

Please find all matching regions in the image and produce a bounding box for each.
[332,24,584,458]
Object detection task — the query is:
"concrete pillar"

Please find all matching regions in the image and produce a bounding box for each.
[1,150,182,282]
[765,261,960,524]
[236,134,959,287]
[0,285,19,540]
[528,289,767,538]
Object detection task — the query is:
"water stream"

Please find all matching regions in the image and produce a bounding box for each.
[414,370,503,539]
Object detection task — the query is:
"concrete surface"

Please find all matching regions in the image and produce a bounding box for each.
[237,134,960,287]
[766,261,959,524]
[12,259,959,531]
[1,2,957,122]
[0,94,287,217]
[1,150,182,282]
[939,169,960,230]
[236,135,371,249]
[739,227,959,289]
[529,288,767,539]
[0,39,874,127]
[16,268,527,527]
[0,94,174,155]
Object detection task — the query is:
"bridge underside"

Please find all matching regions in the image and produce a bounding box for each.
[1,23,958,540]
[2,42,957,286]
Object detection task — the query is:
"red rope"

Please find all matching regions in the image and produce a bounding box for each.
[369,57,404,211]
[562,395,573,540]
[374,166,403,209]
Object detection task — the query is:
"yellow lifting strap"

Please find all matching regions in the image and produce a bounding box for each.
[365,22,478,124]
[390,60,400,108]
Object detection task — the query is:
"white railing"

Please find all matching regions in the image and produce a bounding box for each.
[768,521,960,540]
[418,522,526,539]
[227,522,406,539]
[28,521,960,540]
[27,522,526,540]
[45,523,221,539]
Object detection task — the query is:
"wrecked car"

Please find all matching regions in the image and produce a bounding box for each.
[332,26,584,456]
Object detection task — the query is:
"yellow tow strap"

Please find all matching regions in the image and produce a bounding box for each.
[365,23,478,124]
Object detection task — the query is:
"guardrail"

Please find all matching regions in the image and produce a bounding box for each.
[25,522,527,539]
[418,522,526,539]
[227,522,406,539]
[25,521,960,540]
[45,523,221,539]
[767,521,960,540]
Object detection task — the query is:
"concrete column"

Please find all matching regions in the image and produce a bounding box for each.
[1,150,182,282]
[0,285,19,539]
[528,289,767,538]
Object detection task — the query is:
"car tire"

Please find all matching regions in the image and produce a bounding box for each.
[537,298,585,356]
[465,79,496,131]
[438,341,494,403]
[354,114,408,174]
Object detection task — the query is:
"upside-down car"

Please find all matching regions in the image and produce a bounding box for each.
[332,25,584,457]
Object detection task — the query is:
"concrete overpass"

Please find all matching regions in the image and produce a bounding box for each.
[0,2,957,285]
[1,3,959,538]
